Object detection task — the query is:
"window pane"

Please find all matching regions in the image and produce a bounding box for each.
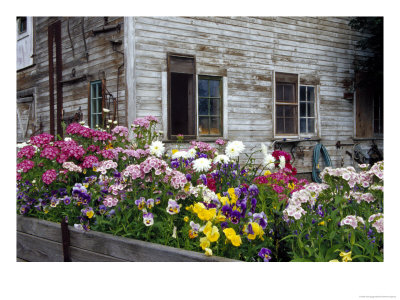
[300,118,306,133]
[300,86,306,101]
[276,105,284,117]
[210,98,220,116]
[284,105,296,118]
[276,118,284,134]
[307,103,314,117]
[199,98,209,115]
[209,80,220,97]
[283,84,295,103]
[210,117,221,135]
[276,84,284,101]
[308,118,315,133]
[300,102,306,117]
[284,118,296,134]
[198,79,208,97]
[307,87,315,102]
[199,116,210,135]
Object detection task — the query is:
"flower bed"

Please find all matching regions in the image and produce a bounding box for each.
[17,116,384,262]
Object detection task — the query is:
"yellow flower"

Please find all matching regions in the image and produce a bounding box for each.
[203,221,213,235]
[228,188,238,203]
[206,226,220,242]
[44,207,49,214]
[93,167,97,172]
[184,183,191,192]
[105,142,113,150]
[183,216,189,222]
[264,170,271,176]
[216,193,221,199]
[204,248,213,256]
[220,197,230,206]
[318,221,325,226]
[200,237,210,250]
[189,229,198,239]
[244,222,264,240]
[215,212,226,222]
[288,182,295,190]
[186,205,194,212]
[84,183,89,188]
[339,251,352,262]
[172,149,178,155]
[223,228,236,240]
[329,259,340,262]
[197,208,216,221]
[231,234,242,247]
[86,210,94,219]
[83,169,87,174]
[193,203,206,214]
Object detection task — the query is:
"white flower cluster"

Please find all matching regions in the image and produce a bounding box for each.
[192,157,212,173]
[189,184,218,204]
[149,140,165,158]
[172,148,196,160]
[225,141,245,158]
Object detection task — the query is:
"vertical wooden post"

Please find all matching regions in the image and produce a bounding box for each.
[60,217,71,262]
[55,20,63,138]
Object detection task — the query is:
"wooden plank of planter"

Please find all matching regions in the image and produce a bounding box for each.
[17,231,64,262]
[17,216,238,262]
[17,231,126,262]
[68,227,237,262]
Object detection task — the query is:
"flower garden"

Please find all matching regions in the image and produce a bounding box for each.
[16,116,384,262]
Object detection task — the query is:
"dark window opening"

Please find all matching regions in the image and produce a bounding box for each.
[170,73,194,135]
[90,80,103,129]
[168,54,196,139]
[374,94,383,135]
[18,17,27,34]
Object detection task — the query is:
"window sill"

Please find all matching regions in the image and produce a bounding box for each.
[352,137,383,141]
[272,137,321,143]
[162,137,226,144]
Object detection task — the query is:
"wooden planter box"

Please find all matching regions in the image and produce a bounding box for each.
[17,215,237,262]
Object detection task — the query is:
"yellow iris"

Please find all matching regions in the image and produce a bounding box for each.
[339,251,352,262]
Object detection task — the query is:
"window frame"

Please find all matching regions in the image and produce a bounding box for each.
[167,53,196,141]
[88,80,105,129]
[273,71,320,139]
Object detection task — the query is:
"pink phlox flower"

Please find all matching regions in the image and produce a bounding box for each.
[42,169,57,185]
[17,145,36,159]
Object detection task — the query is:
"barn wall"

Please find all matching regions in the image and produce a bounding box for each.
[132,16,382,174]
[17,17,126,137]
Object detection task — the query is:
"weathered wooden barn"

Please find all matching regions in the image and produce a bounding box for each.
[16,16,383,178]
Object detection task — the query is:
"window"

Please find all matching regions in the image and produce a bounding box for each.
[300,86,315,134]
[198,76,222,136]
[355,73,383,138]
[17,16,34,70]
[89,81,104,128]
[275,72,298,135]
[167,54,196,139]
[18,17,27,34]
[274,72,318,137]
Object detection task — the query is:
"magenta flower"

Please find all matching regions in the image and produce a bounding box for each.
[42,169,57,185]
[17,145,36,159]
[81,155,99,169]
[17,159,35,173]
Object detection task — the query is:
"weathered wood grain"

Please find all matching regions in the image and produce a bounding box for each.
[17,216,237,262]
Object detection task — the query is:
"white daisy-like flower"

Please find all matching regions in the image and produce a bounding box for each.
[192,157,212,172]
[186,148,197,159]
[149,140,165,157]
[213,154,230,164]
[264,154,276,170]
[279,156,286,169]
[103,108,110,113]
[172,150,186,159]
[225,141,245,158]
